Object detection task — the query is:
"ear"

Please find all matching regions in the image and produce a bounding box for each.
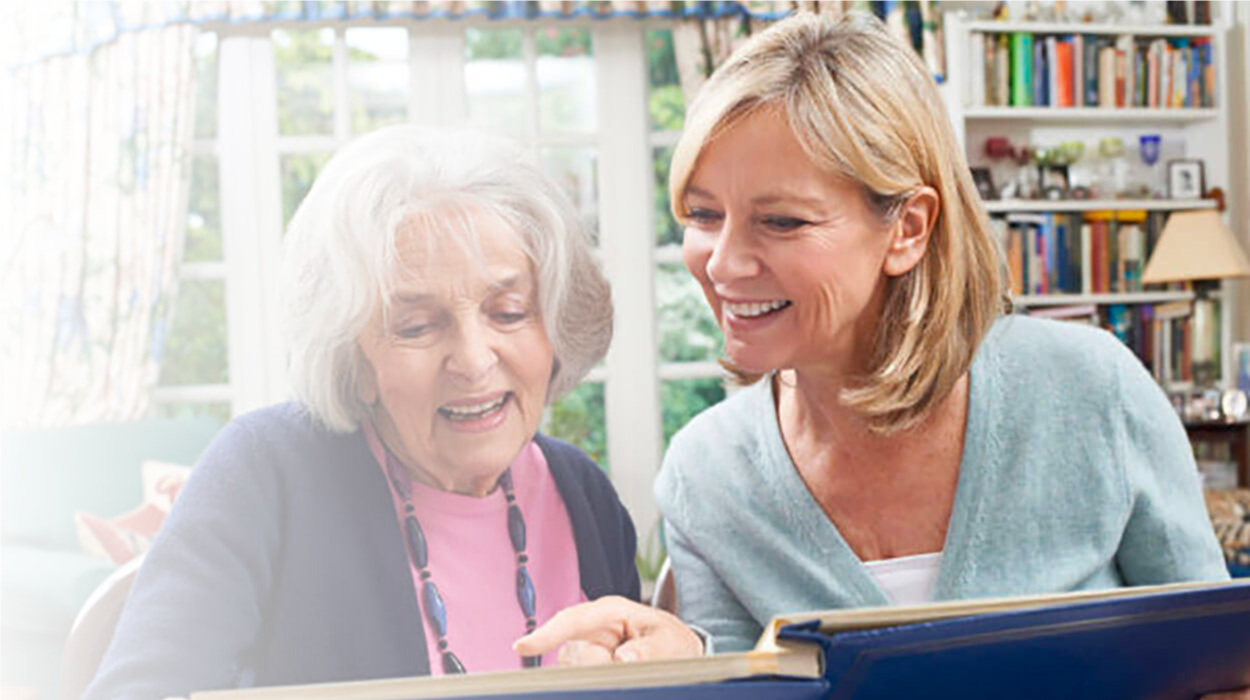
[356,352,379,406]
[883,186,940,277]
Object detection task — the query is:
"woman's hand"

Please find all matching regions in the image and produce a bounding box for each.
[513,596,704,665]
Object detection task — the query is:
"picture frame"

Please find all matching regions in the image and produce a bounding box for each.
[1041,165,1069,199]
[1167,159,1205,200]
[1235,342,1250,394]
[970,167,996,200]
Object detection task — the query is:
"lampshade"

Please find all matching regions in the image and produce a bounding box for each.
[1141,210,1250,284]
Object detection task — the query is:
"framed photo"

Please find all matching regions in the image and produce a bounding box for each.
[1041,165,1069,199]
[970,167,996,200]
[1167,159,1205,200]
[1235,342,1250,393]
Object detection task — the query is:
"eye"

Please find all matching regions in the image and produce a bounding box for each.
[760,215,810,232]
[493,311,529,325]
[397,323,434,339]
[684,207,724,226]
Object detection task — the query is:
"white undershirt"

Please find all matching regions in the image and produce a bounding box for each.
[863,551,944,605]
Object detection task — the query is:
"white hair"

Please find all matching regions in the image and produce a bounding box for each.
[281,124,612,433]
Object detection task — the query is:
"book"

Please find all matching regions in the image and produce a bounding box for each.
[192,580,1250,700]
[1010,32,1032,106]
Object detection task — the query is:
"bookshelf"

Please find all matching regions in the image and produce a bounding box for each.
[1015,291,1195,307]
[963,107,1218,124]
[961,20,1222,37]
[943,11,1239,388]
[985,199,1216,213]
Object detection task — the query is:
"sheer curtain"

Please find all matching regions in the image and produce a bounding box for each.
[2,13,198,428]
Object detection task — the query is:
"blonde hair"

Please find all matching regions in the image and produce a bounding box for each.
[669,12,1007,434]
[282,125,612,433]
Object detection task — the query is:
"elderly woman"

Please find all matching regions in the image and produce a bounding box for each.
[517,11,1232,673]
[84,125,639,699]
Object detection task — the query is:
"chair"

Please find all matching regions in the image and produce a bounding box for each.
[59,556,144,700]
[650,557,677,614]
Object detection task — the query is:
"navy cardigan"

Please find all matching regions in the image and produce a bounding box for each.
[85,403,639,700]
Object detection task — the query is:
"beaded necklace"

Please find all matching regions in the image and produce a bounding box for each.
[381,447,541,674]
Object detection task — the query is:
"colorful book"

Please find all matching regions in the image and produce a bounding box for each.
[1010,32,1033,106]
[1054,38,1074,107]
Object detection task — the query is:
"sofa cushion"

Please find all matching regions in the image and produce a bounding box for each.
[74,460,192,564]
[0,417,220,550]
[1,545,116,635]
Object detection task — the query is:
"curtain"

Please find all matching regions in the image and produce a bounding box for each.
[669,1,946,108]
[2,10,198,428]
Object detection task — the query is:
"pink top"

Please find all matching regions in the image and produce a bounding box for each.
[365,427,587,674]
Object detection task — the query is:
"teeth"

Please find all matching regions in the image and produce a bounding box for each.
[442,395,507,418]
[724,300,790,318]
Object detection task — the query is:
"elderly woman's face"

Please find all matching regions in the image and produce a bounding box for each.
[680,109,897,376]
[357,211,554,494]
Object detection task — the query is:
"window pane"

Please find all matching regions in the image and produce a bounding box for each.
[540,146,598,244]
[537,27,595,134]
[465,28,526,138]
[546,382,607,472]
[281,152,332,227]
[653,145,681,247]
[657,262,722,363]
[661,378,725,448]
[159,279,228,386]
[184,154,222,263]
[152,401,231,425]
[646,29,684,132]
[273,28,335,136]
[194,32,218,139]
[346,27,409,134]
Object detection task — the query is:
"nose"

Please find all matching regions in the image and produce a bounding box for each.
[703,218,759,285]
[446,319,498,383]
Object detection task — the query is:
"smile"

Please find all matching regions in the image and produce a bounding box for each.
[723,299,792,319]
[438,392,511,422]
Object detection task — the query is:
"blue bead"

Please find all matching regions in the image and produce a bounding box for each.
[498,469,513,491]
[507,505,526,552]
[516,566,536,618]
[442,651,466,674]
[405,515,428,569]
[422,580,448,637]
[522,655,542,668]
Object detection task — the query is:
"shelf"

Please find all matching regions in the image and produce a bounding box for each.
[963,21,1219,37]
[963,107,1218,123]
[1013,291,1195,307]
[985,199,1217,213]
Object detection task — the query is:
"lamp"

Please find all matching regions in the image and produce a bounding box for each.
[1141,210,1250,386]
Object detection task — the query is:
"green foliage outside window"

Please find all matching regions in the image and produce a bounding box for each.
[158,279,229,386]
[661,378,726,448]
[546,382,608,472]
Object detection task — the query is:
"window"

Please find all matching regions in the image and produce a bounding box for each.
[647,28,729,450]
[151,32,231,425]
[171,19,720,547]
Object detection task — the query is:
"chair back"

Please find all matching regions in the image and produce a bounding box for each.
[59,555,144,700]
[650,557,677,614]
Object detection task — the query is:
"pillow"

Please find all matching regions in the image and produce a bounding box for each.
[74,461,191,565]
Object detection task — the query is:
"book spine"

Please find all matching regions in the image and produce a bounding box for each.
[1099,45,1117,107]
[971,32,985,107]
[1055,39,1073,107]
[1046,35,1059,107]
[1012,33,1033,107]
[1084,36,1100,106]
[1034,34,1047,107]
[1081,223,1092,295]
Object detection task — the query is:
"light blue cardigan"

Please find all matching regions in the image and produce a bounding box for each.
[655,314,1228,652]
